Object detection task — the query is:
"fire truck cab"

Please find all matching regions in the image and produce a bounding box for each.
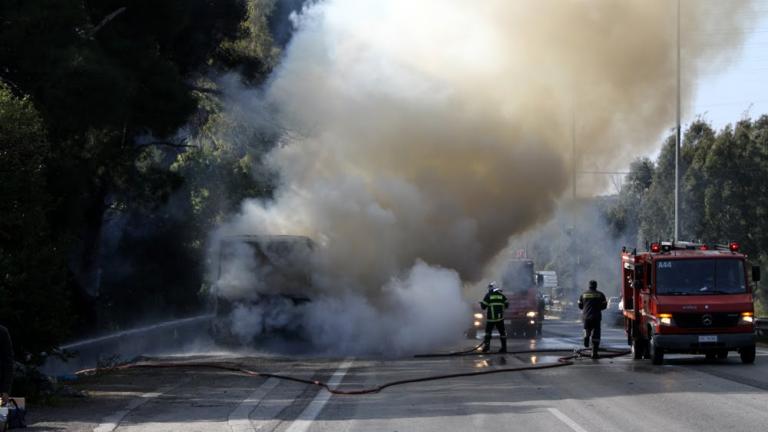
[621,241,760,365]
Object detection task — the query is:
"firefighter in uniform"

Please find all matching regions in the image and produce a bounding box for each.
[480,281,509,353]
[578,280,608,358]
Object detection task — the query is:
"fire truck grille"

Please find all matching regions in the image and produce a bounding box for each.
[674,313,740,328]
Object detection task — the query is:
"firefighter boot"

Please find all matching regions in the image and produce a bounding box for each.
[583,335,590,348]
[498,338,507,353]
[482,337,490,353]
[591,341,600,359]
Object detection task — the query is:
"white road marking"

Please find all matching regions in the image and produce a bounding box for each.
[93,382,182,432]
[284,358,354,432]
[548,408,590,432]
[545,337,587,350]
[228,377,281,432]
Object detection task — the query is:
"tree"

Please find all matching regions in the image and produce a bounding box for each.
[606,118,768,315]
[680,120,716,242]
[699,121,753,250]
[0,83,72,363]
[747,116,768,255]
[606,157,655,247]
[0,0,283,351]
[639,136,676,244]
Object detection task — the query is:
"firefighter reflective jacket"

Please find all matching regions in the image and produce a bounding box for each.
[578,289,607,321]
[481,290,509,322]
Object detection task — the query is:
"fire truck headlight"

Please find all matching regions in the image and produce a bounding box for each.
[659,313,673,326]
[474,313,483,319]
[741,312,754,324]
[526,311,537,318]
[474,320,482,327]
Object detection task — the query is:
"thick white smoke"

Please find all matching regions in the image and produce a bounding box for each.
[303,261,468,356]
[213,0,757,355]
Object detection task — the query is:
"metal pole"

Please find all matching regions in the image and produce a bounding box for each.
[572,108,576,200]
[674,0,681,243]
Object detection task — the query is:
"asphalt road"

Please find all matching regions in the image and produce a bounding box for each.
[29,319,768,432]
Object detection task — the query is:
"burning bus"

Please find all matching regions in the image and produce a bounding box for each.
[209,235,315,345]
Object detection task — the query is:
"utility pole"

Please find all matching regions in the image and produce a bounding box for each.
[569,80,577,305]
[674,0,681,243]
[572,108,576,200]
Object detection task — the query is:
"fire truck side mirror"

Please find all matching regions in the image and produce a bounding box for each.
[752,266,761,283]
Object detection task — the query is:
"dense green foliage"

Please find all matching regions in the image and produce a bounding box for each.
[0,83,72,362]
[607,118,768,313]
[0,0,288,362]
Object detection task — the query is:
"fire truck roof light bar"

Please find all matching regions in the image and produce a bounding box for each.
[713,242,741,252]
[648,241,740,253]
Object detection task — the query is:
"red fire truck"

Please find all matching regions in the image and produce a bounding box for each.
[621,241,760,365]
[468,259,544,339]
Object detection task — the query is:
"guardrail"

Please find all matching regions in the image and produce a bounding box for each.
[41,313,214,376]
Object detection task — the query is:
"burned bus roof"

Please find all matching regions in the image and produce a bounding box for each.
[221,234,315,246]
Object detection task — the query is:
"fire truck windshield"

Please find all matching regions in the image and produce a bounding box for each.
[656,259,746,295]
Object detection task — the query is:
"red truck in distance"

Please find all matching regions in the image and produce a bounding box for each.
[468,259,544,339]
[620,241,760,365]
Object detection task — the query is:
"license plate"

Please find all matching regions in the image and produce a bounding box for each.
[699,335,718,343]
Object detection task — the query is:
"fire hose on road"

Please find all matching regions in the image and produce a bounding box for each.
[75,345,630,395]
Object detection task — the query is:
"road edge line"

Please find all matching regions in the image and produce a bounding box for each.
[547,407,590,432]
[93,380,185,432]
[284,357,355,432]
[228,376,281,432]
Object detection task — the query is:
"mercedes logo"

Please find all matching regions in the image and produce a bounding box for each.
[702,314,713,326]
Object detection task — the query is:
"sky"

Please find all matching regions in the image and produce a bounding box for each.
[592,1,768,193]
[689,5,768,129]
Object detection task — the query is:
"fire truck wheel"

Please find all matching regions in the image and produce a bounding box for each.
[740,345,756,364]
[649,336,664,365]
[631,337,646,360]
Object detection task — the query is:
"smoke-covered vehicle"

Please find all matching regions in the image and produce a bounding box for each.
[535,270,559,299]
[468,259,545,339]
[606,296,623,326]
[209,235,315,346]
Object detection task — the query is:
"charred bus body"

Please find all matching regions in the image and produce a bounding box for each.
[209,235,315,345]
[621,241,760,365]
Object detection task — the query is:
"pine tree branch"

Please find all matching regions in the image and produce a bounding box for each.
[89,7,127,37]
